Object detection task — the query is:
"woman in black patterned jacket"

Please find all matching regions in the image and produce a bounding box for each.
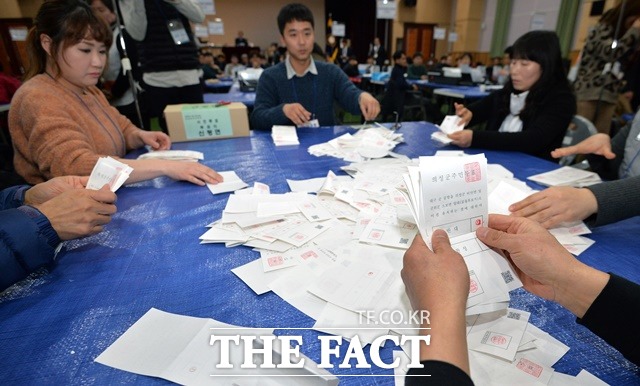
[574,1,640,134]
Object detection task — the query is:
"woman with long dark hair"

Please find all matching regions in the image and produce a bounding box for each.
[9,0,222,186]
[448,30,576,161]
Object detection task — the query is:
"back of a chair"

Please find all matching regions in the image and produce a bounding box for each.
[559,115,598,166]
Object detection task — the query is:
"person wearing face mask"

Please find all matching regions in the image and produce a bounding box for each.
[9,0,223,187]
[448,31,575,161]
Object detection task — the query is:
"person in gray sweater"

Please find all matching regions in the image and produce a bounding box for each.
[250,3,379,131]
[512,110,640,229]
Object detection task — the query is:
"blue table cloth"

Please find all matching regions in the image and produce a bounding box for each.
[1,122,638,385]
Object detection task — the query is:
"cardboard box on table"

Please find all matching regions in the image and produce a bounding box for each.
[163,103,249,142]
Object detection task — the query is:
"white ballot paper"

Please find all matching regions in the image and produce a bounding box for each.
[96,308,338,386]
[467,308,530,362]
[431,130,454,145]
[438,115,464,135]
[86,156,133,191]
[206,171,249,195]
[401,153,488,242]
[272,125,300,146]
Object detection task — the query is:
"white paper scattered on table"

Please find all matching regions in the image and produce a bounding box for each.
[194,149,601,384]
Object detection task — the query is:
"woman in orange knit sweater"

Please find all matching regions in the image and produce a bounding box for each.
[9,0,223,186]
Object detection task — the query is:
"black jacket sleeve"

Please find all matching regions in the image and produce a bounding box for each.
[406,360,474,386]
[577,273,640,366]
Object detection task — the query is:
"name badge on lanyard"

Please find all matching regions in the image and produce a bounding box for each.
[167,19,190,45]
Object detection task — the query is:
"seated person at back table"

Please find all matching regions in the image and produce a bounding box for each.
[407,52,428,80]
[448,31,575,161]
[402,214,640,384]
[342,55,360,78]
[250,3,379,130]
[1,176,116,292]
[9,0,223,186]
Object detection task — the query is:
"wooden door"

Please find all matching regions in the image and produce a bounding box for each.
[0,18,32,78]
[403,23,434,59]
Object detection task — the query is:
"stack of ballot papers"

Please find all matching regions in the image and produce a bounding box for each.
[86,156,132,192]
[528,166,602,187]
[272,125,300,146]
[431,114,463,144]
[197,154,599,385]
[308,125,404,161]
[137,149,204,162]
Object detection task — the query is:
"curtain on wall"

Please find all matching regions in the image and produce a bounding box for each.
[489,0,513,57]
[556,0,581,58]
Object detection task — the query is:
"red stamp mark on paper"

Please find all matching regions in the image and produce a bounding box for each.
[267,256,284,267]
[368,229,384,240]
[292,233,306,241]
[301,250,318,260]
[491,335,507,346]
[516,358,543,378]
[464,162,481,182]
[469,279,478,294]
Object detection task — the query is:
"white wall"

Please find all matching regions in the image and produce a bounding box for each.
[506,0,560,46]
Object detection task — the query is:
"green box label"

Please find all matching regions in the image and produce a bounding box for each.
[181,105,233,139]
